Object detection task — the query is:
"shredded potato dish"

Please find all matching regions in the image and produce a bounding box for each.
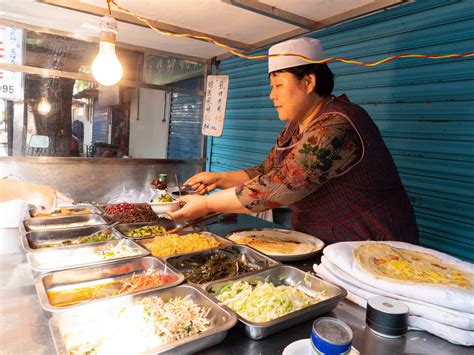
[141,233,220,258]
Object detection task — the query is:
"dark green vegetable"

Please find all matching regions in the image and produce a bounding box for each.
[184,252,259,284]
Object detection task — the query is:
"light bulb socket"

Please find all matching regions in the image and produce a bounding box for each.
[99,15,118,34]
[99,31,116,44]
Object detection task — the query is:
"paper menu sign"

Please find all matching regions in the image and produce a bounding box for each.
[0,26,24,101]
[202,75,229,137]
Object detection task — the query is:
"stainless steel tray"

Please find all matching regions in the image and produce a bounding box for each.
[22,214,107,233]
[20,225,122,252]
[100,203,159,224]
[116,220,200,240]
[29,205,103,218]
[35,256,184,312]
[225,228,325,261]
[206,265,346,340]
[49,284,237,354]
[138,231,234,260]
[167,245,280,287]
[27,239,150,273]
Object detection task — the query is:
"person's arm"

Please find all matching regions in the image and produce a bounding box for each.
[183,131,280,194]
[182,170,251,194]
[168,188,251,221]
[236,114,362,212]
[170,115,361,221]
[0,179,72,211]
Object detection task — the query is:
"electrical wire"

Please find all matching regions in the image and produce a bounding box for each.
[107,0,112,15]
[110,0,474,67]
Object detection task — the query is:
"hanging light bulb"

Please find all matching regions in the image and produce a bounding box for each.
[37,97,51,115]
[92,15,123,86]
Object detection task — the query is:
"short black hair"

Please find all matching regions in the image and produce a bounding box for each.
[271,63,334,97]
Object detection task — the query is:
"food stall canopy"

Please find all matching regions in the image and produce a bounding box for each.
[1,0,405,62]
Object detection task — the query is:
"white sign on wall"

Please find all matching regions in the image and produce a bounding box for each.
[202,75,229,137]
[0,26,24,101]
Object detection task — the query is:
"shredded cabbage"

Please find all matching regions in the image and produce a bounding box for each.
[216,280,325,323]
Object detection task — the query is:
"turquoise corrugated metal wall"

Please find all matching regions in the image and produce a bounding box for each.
[209,0,474,261]
[168,93,203,159]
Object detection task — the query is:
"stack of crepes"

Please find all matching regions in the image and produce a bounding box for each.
[313,241,474,346]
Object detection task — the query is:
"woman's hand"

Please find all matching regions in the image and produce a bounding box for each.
[183,172,221,195]
[168,195,210,221]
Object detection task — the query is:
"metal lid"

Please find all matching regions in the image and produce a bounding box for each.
[312,317,353,345]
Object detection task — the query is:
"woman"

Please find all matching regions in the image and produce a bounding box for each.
[169,37,418,244]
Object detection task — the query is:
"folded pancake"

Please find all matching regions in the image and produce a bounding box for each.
[228,234,316,256]
[353,243,473,290]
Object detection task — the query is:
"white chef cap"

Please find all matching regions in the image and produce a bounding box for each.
[268,37,325,74]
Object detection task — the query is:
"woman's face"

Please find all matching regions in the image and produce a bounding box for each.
[269,71,316,123]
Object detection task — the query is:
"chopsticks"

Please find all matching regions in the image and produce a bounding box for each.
[167,212,221,234]
[174,174,182,198]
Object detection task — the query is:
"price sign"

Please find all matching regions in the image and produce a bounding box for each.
[0,26,24,101]
[202,75,229,137]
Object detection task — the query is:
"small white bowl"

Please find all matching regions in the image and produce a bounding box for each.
[149,201,180,214]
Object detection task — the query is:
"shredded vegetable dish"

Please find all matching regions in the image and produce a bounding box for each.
[140,233,220,258]
[216,280,326,323]
[117,270,177,294]
[97,240,141,260]
[48,270,177,307]
[64,295,211,354]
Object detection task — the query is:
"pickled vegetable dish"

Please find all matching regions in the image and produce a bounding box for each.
[126,225,167,238]
[185,252,259,284]
[152,194,173,203]
[38,232,112,249]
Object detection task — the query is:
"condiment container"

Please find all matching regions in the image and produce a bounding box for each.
[366,296,408,338]
[311,317,353,355]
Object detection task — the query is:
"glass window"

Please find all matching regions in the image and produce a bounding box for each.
[0,26,205,159]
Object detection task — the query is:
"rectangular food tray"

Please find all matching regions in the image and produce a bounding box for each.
[205,265,346,340]
[20,225,122,252]
[166,245,280,288]
[49,284,237,354]
[116,220,200,240]
[35,256,184,312]
[29,205,103,218]
[137,231,234,260]
[27,239,150,273]
[22,214,107,233]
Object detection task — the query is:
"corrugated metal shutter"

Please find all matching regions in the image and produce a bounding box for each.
[167,93,203,159]
[92,104,108,144]
[211,0,474,261]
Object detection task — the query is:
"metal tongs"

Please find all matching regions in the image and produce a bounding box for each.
[167,212,222,234]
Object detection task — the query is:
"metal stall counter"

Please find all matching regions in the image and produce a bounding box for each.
[0,215,471,355]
